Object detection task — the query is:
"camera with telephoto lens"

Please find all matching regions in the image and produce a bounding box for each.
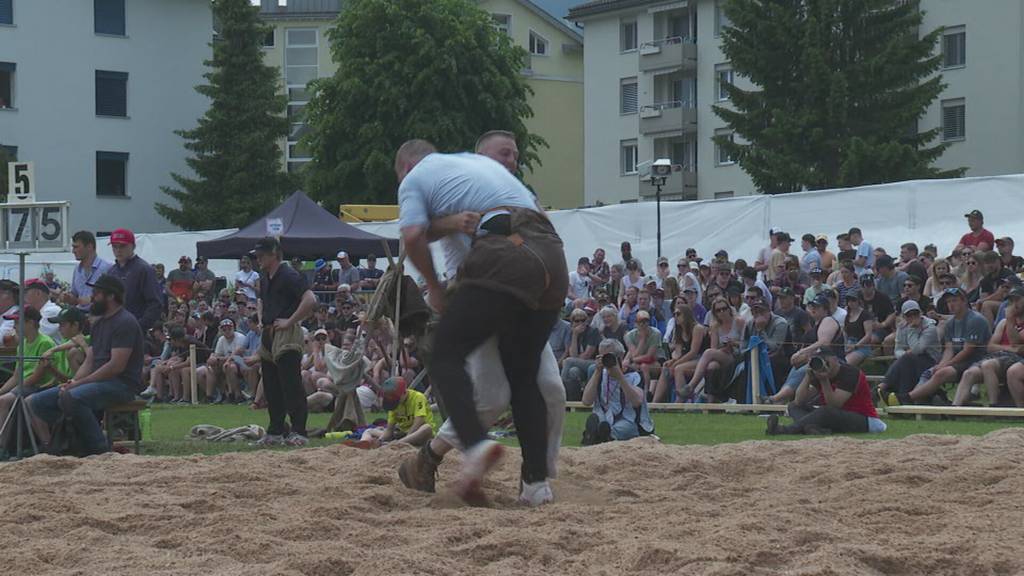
[809,355,827,373]
[601,353,617,369]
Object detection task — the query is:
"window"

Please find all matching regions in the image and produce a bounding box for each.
[942,98,965,141]
[95,70,128,117]
[529,30,548,56]
[96,151,128,197]
[0,62,13,109]
[715,65,733,101]
[620,20,637,52]
[492,14,511,36]
[286,29,318,172]
[668,13,686,40]
[620,79,638,115]
[94,0,126,36]
[0,0,12,26]
[621,141,638,175]
[715,191,734,199]
[715,129,735,165]
[262,28,275,48]
[942,26,965,68]
[0,145,16,161]
[715,1,732,37]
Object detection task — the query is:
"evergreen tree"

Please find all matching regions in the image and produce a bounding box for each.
[157,0,294,229]
[713,0,965,194]
[302,0,545,207]
[0,146,10,199]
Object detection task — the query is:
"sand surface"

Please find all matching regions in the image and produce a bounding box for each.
[3,430,1024,576]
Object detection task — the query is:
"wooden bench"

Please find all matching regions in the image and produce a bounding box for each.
[565,401,786,414]
[103,399,148,454]
[885,405,1024,420]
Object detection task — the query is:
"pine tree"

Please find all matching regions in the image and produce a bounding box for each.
[713,0,965,194]
[157,0,294,229]
[302,0,545,207]
[0,146,10,199]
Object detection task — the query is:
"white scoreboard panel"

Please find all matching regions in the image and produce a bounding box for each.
[0,202,70,253]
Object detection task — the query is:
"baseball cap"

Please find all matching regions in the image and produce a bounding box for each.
[859,272,876,285]
[313,328,329,339]
[778,286,795,298]
[653,288,665,297]
[196,255,208,263]
[997,237,1015,246]
[314,258,327,271]
[815,234,828,243]
[56,307,86,325]
[942,287,967,299]
[583,303,598,314]
[689,261,699,271]
[0,279,18,297]
[24,279,49,294]
[1009,287,1024,299]
[219,318,235,328]
[87,274,125,300]
[109,228,135,246]
[657,256,669,265]
[178,255,190,263]
[964,210,984,219]
[682,286,697,293]
[808,293,830,308]
[845,290,861,302]
[775,232,793,243]
[380,376,408,411]
[253,237,280,254]
[809,267,823,276]
[336,251,349,259]
[714,249,729,259]
[643,276,657,286]
[901,300,921,315]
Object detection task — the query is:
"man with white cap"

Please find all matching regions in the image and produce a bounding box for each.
[332,251,362,291]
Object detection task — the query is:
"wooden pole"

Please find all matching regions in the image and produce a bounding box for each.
[749,343,761,405]
[189,344,198,405]
[391,240,404,374]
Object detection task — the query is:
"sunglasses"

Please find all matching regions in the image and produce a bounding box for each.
[967,261,978,266]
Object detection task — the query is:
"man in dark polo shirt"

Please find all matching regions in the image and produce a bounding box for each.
[29,274,144,455]
[106,228,163,332]
[253,237,317,447]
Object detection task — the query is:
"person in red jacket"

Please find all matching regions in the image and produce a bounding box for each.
[766,351,887,435]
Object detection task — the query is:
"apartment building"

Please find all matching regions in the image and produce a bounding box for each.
[568,0,1024,205]
[258,0,585,209]
[0,0,213,233]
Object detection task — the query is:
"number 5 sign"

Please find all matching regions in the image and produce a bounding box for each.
[7,161,35,204]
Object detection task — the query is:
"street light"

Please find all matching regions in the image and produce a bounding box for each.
[649,158,673,259]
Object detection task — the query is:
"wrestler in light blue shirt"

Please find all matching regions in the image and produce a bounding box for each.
[398,152,538,279]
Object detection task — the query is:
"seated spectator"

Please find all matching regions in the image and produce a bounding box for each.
[589,248,611,291]
[772,257,806,302]
[897,243,929,282]
[155,324,210,403]
[898,288,991,405]
[802,267,826,307]
[766,294,844,405]
[952,288,1024,406]
[336,299,359,333]
[923,258,952,300]
[0,307,56,434]
[561,308,600,401]
[766,352,885,435]
[203,318,248,404]
[567,257,592,307]
[960,253,983,303]
[682,297,745,401]
[597,306,626,344]
[654,305,707,403]
[618,286,640,330]
[623,310,662,399]
[879,301,940,404]
[361,377,434,447]
[235,255,260,302]
[957,209,994,252]
[335,283,356,308]
[607,264,624,306]
[976,250,1014,322]
[359,254,384,291]
[619,260,643,305]
[742,298,791,391]
[996,237,1023,273]
[301,332,329,397]
[548,314,571,361]
[740,268,773,310]
[581,339,654,443]
[651,288,671,331]
[37,308,90,387]
[23,279,62,342]
[843,291,876,366]
[832,262,861,307]
[775,287,812,343]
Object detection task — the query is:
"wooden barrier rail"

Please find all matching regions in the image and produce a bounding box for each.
[564,401,786,414]
[885,405,1024,420]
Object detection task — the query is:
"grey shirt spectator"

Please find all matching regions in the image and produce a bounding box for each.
[875,269,908,307]
[333,265,362,288]
[743,312,789,354]
[895,316,941,362]
[548,318,571,360]
[943,309,992,365]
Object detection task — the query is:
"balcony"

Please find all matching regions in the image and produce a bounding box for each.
[640,168,697,200]
[639,37,697,73]
[640,101,696,135]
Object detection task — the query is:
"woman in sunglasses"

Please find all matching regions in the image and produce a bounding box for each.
[959,255,983,302]
[623,311,662,400]
[681,297,744,401]
[653,305,707,403]
[923,258,952,300]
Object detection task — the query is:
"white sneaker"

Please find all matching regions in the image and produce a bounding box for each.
[519,480,554,507]
[456,440,504,506]
[250,434,284,447]
[139,386,158,398]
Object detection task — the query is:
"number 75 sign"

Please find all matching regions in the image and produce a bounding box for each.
[3,162,70,253]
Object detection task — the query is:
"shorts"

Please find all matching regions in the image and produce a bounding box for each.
[846,338,874,359]
[949,360,973,381]
[987,352,1022,375]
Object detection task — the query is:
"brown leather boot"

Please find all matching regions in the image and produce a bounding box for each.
[398,443,441,493]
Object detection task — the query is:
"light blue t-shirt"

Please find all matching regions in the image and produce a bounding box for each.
[801,249,822,274]
[855,242,875,275]
[398,153,539,279]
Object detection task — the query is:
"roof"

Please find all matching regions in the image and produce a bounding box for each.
[258,0,342,20]
[515,0,584,42]
[567,0,659,19]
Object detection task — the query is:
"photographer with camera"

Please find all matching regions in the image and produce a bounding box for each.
[580,339,654,444]
[765,351,886,436]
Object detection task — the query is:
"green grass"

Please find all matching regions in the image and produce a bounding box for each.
[140,404,1024,456]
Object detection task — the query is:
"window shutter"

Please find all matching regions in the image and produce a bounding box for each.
[0,61,15,72]
[94,0,126,35]
[0,0,12,25]
[943,105,965,140]
[621,83,638,114]
[96,70,128,117]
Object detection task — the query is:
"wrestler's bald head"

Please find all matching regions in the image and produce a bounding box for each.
[394,139,438,182]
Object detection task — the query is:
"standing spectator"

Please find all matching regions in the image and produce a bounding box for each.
[874,256,908,307]
[359,254,384,291]
[332,251,362,291]
[235,255,260,302]
[878,301,940,404]
[800,234,822,274]
[899,288,991,405]
[957,210,995,252]
[29,275,144,455]
[192,256,217,302]
[767,232,792,283]
[654,257,671,288]
[567,257,592,305]
[618,241,639,272]
[107,228,163,332]
[849,227,874,276]
[898,243,929,282]
[996,237,1023,273]
[589,248,610,290]
[64,230,113,312]
[312,257,338,298]
[815,234,835,274]
[23,280,61,342]
[754,229,777,274]
[253,237,318,446]
[167,256,196,302]
[560,308,599,401]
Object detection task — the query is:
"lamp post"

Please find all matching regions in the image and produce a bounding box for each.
[649,159,672,259]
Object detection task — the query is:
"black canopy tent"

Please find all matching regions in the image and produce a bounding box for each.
[196,191,399,261]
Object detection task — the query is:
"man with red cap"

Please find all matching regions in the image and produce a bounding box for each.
[106,228,163,332]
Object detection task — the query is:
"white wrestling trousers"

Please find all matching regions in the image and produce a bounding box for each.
[435,336,565,478]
